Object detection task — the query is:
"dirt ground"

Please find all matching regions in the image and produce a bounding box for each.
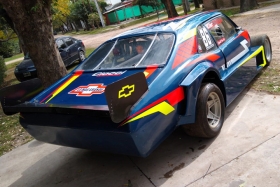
[232,12,280,52]
[233,11,280,91]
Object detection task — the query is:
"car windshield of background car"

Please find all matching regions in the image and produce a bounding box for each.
[79,33,175,70]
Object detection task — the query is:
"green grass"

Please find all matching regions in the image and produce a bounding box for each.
[86,47,95,57]
[0,112,32,156]
[6,61,21,69]
[220,8,240,17]
[251,66,280,94]
[4,53,24,62]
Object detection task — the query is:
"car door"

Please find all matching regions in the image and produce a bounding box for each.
[64,37,78,65]
[56,39,71,66]
[204,16,255,105]
[196,24,226,73]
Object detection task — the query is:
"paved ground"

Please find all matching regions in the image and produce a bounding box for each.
[1,4,280,187]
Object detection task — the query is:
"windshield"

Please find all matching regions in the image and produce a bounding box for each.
[80,33,175,70]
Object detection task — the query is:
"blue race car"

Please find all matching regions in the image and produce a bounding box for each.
[0,11,272,157]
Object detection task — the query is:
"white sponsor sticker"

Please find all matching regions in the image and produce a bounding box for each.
[92,71,126,77]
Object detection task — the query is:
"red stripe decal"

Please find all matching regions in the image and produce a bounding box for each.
[207,54,220,62]
[237,30,250,41]
[40,70,83,103]
[172,36,197,69]
[144,66,158,79]
[184,53,221,68]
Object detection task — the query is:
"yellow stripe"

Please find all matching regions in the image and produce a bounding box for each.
[239,46,267,67]
[182,28,196,42]
[144,71,149,77]
[46,74,80,103]
[124,101,175,124]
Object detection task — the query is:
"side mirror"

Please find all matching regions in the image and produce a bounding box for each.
[236,26,242,32]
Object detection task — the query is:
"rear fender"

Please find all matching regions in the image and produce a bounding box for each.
[178,62,221,125]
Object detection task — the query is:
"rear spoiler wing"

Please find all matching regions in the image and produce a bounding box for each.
[0,72,148,123]
[0,78,43,115]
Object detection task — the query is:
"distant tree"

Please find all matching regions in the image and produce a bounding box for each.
[240,0,258,12]
[52,0,71,29]
[99,1,108,12]
[161,0,179,18]
[194,0,200,8]
[0,0,67,88]
[88,12,105,28]
[182,0,190,14]
[69,0,96,30]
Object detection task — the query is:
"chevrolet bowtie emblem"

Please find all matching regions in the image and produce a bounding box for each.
[118,85,135,98]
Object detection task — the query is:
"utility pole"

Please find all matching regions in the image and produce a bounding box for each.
[92,0,106,27]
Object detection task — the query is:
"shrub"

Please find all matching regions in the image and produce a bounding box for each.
[0,41,13,58]
[0,56,7,86]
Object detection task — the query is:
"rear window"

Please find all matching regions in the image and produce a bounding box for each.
[79,33,175,70]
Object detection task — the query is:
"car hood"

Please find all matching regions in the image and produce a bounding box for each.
[34,67,162,109]
[17,58,34,69]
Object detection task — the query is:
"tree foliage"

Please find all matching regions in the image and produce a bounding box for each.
[69,0,96,21]
[52,0,71,28]
[0,56,6,86]
[0,5,17,42]
[88,12,105,28]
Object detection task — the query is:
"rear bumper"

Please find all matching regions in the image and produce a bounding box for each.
[20,111,177,157]
[24,124,142,156]
[14,70,37,82]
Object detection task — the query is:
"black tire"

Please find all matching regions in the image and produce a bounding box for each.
[183,83,225,138]
[79,50,86,62]
[250,35,272,66]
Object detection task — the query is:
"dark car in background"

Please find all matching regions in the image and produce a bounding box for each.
[14,36,86,82]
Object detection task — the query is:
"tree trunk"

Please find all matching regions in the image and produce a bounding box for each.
[194,0,200,9]
[186,0,190,12]
[240,0,258,13]
[182,0,188,15]
[0,0,67,88]
[161,0,179,18]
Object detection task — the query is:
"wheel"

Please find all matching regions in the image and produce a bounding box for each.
[183,83,225,138]
[79,50,86,62]
[250,35,272,66]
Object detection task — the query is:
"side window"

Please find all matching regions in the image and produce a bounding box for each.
[205,16,236,46]
[197,25,216,53]
[56,39,66,49]
[64,37,74,46]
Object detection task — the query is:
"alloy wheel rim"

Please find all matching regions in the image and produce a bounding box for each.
[264,38,272,62]
[80,51,85,61]
[206,92,221,129]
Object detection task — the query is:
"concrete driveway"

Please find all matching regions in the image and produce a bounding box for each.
[1,4,280,187]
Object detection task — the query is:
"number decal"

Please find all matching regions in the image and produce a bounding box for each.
[199,27,214,50]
